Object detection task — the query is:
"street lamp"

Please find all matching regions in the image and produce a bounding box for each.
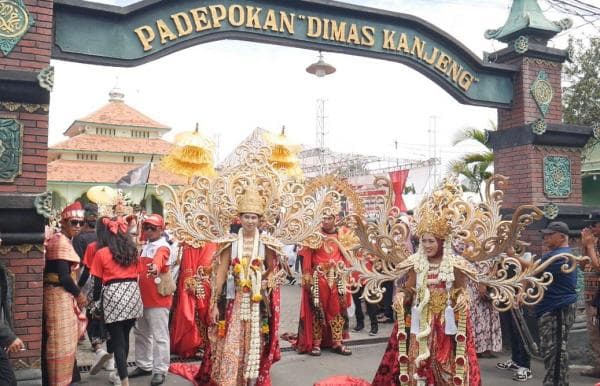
[306,51,336,77]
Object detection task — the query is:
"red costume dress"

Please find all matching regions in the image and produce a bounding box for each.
[372,263,481,386]
[170,243,218,358]
[296,229,351,353]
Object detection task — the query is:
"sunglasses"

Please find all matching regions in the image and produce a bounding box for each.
[143,225,158,231]
[69,220,85,227]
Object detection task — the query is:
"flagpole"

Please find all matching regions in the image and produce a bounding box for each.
[142,154,155,204]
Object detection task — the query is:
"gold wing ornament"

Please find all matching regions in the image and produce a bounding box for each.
[340,175,590,310]
[158,136,340,252]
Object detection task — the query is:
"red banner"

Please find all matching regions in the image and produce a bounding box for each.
[389,169,409,212]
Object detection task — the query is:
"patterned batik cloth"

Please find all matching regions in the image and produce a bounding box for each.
[43,285,79,386]
[538,303,576,386]
[102,280,143,324]
[467,260,502,353]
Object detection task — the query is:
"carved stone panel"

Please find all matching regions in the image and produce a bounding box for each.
[0,0,35,56]
[530,71,553,118]
[0,118,23,183]
[543,156,571,198]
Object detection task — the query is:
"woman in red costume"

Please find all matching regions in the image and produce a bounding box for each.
[170,242,218,358]
[372,185,481,386]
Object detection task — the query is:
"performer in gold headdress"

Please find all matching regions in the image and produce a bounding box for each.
[160,137,341,386]
[296,213,353,356]
[372,182,481,386]
[201,187,282,386]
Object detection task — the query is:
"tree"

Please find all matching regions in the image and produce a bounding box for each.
[563,37,600,159]
[563,37,600,127]
[449,122,495,200]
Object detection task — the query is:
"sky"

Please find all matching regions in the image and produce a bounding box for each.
[48,0,599,171]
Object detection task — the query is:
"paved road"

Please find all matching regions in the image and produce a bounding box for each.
[79,344,595,385]
[75,283,597,385]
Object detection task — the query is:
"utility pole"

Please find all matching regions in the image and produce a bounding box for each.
[316,98,327,175]
[428,115,439,189]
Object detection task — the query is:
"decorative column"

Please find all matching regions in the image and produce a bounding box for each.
[486,0,594,361]
[485,0,593,256]
[0,0,54,379]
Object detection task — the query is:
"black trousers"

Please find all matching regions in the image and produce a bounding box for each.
[106,319,136,380]
[352,287,378,327]
[86,310,108,346]
[380,281,394,319]
[0,349,16,386]
[500,309,531,368]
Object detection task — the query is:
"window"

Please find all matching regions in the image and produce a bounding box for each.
[131,130,150,138]
[123,156,135,163]
[95,127,116,136]
[76,153,98,161]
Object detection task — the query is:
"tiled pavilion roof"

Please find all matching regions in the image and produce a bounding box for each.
[48,159,186,185]
[63,90,169,136]
[50,134,173,155]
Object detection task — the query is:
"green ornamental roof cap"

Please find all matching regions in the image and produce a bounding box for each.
[485,0,572,42]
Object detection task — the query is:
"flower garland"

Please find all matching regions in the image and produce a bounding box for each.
[393,294,410,385]
[453,310,468,385]
[233,230,264,381]
[244,301,261,380]
[312,270,320,308]
[412,246,432,370]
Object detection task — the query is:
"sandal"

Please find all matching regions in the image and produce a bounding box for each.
[332,344,352,356]
[309,346,321,356]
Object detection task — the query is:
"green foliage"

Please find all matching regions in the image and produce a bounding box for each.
[563,37,600,161]
[450,123,495,200]
[563,37,600,127]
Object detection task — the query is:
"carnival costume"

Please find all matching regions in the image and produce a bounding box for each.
[371,181,481,386]
[333,176,587,386]
[159,139,341,386]
[170,242,218,358]
[296,227,352,354]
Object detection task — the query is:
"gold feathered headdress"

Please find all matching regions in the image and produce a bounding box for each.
[414,180,463,239]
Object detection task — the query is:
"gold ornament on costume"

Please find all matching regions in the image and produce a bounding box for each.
[335,175,590,310]
[96,189,134,217]
[413,179,462,239]
[161,123,216,179]
[237,186,265,215]
[263,126,303,178]
[158,135,340,249]
[306,174,366,218]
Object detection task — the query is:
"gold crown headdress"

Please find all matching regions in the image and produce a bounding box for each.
[414,180,463,239]
[237,185,265,216]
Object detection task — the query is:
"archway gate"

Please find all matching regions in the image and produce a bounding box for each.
[0,0,594,375]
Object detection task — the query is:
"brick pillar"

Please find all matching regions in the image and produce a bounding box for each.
[0,0,53,375]
[489,50,592,256]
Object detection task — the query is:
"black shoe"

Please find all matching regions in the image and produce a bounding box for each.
[353,323,364,332]
[369,325,378,336]
[128,367,152,378]
[150,373,166,386]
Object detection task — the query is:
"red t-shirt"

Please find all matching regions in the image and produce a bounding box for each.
[83,241,98,269]
[90,247,138,284]
[138,245,172,308]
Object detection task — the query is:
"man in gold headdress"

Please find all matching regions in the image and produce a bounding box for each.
[296,213,352,356]
[199,187,283,386]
